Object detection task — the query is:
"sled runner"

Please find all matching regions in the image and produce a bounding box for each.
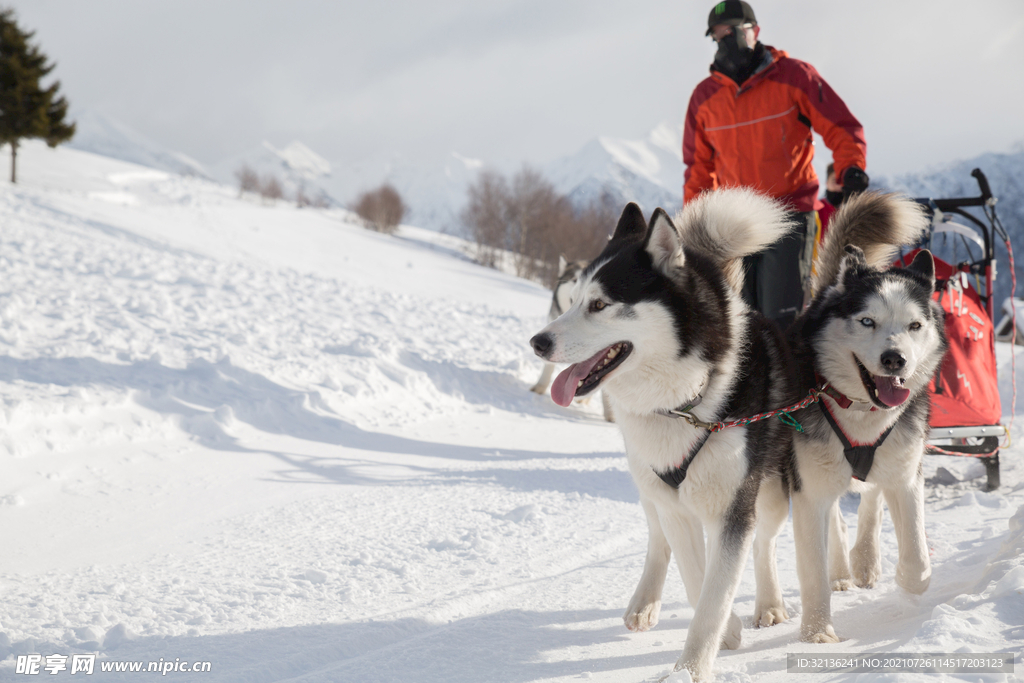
[897,169,1012,490]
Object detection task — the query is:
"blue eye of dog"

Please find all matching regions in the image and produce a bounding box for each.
[589,300,607,313]
[859,317,875,328]
[909,321,922,331]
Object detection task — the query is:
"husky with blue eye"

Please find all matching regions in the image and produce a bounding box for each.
[530,189,797,681]
[778,192,944,644]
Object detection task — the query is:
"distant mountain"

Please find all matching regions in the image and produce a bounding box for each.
[67,110,211,178]
[544,122,683,215]
[340,123,686,234]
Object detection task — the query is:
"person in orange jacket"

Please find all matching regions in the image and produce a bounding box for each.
[683,0,868,328]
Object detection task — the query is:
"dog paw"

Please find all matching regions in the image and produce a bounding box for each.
[623,600,661,632]
[529,383,546,394]
[895,563,931,595]
[718,612,742,650]
[831,578,853,591]
[851,561,881,589]
[850,546,881,589]
[801,624,840,644]
[753,604,789,628]
[669,658,707,682]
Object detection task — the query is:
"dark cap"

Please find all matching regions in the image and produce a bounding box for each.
[705,0,757,36]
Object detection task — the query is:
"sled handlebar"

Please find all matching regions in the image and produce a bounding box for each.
[924,168,994,211]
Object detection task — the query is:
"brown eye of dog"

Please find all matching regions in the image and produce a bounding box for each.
[589,300,606,313]
[909,321,922,331]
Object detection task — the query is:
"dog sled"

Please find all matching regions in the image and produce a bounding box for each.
[895,169,1013,490]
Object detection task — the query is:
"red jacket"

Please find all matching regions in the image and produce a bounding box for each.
[683,46,866,212]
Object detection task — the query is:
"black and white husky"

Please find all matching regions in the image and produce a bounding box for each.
[530,256,587,398]
[779,192,945,643]
[531,258,614,422]
[530,190,796,680]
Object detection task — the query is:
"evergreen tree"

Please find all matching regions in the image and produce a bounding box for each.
[0,8,75,183]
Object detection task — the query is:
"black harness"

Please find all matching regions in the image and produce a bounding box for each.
[818,398,894,482]
[655,430,713,489]
[652,388,713,490]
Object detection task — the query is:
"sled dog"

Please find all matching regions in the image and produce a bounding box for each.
[779,192,944,643]
[530,190,797,680]
[531,258,614,421]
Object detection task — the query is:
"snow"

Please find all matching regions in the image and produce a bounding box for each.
[0,139,1023,682]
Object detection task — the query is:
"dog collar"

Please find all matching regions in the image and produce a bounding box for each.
[655,378,708,420]
[815,373,876,412]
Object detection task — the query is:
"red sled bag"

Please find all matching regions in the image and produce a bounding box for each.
[899,249,1001,428]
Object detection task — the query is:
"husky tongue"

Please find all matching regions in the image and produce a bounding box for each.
[550,347,613,407]
[874,375,910,407]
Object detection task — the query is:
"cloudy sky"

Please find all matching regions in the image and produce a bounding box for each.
[7,0,1024,178]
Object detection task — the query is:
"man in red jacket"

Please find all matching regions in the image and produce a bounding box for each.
[683,0,868,327]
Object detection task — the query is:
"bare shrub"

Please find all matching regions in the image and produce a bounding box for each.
[259,175,284,203]
[235,165,259,197]
[461,170,510,267]
[462,167,615,286]
[352,183,406,234]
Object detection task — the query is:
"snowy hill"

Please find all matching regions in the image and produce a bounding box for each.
[0,139,1023,682]
[66,109,211,179]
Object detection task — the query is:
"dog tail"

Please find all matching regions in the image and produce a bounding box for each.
[674,188,795,292]
[812,191,930,293]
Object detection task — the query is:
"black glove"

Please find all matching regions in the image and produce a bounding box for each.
[842,167,869,201]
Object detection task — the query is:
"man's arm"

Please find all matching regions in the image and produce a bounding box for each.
[682,83,719,204]
[785,60,867,182]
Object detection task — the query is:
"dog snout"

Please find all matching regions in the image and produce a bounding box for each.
[880,350,907,373]
[531,333,554,359]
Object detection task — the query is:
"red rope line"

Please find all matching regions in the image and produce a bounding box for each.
[703,387,826,433]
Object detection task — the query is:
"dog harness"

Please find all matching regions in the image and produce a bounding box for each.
[655,430,712,489]
[651,378,893,487]
[817,394,893,482]
[653,387,711,489]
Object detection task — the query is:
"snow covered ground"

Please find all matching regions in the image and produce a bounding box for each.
[0,141,1022,682]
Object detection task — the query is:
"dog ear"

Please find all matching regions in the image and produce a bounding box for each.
[906,249,936,292]
[834,245,867,291]
[644,208,686,273]
[611,203,647,243]
[558,255,567,274]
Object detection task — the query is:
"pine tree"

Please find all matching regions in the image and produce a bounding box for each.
[0,8,75,183]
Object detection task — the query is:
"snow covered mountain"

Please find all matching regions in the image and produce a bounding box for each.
[67,109,211,178]
[544,122,683,215]
[342,123,686,234]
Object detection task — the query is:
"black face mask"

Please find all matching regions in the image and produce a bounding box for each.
[713,28,754,77]
[826,189,844,206]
